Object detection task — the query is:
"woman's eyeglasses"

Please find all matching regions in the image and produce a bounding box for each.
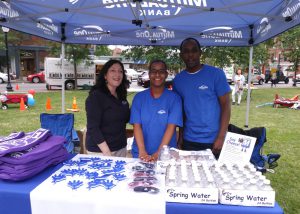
[149,69,167,75]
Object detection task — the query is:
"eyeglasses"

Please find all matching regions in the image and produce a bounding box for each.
[181,47,200,54]
[149,69,167,75]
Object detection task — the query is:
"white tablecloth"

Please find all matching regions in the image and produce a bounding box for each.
[30,154,165,214]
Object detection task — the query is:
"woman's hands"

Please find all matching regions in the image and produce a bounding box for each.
[138,150,159,162]
[138,150,152,162]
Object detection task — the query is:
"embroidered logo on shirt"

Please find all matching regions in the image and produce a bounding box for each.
[198,85,208,90]
[157,110,166,114]
[122,101,128,105]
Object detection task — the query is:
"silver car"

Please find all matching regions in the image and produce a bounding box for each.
[0,72,8,84]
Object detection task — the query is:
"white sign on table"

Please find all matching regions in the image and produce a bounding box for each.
[218,132,256,165]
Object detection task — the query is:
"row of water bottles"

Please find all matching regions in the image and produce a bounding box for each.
[210,163,273,191]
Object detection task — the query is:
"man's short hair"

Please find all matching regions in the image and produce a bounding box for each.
[148,59,168,71]
[180,38,201,51]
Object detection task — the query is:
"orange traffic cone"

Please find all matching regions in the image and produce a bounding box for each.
[72,97,78,110]
[46,97,52,110]
[20,98,26,111]
[16,84,19,90]
[67,97,79,112]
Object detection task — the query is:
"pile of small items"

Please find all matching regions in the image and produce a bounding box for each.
[51,157,127,190]
[128,162,160,194]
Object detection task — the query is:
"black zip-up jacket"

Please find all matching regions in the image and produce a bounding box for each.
[85,90,130,152]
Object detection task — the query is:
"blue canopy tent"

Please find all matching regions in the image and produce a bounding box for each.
[0,0,299,126]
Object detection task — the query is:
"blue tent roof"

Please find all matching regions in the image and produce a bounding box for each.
[0,0,299,46]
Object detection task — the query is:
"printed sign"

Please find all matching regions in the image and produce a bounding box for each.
[165,187,218,204]
[218,132,256,165]
[220,189,275,207]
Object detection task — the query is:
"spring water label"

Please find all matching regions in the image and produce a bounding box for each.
[219,189,275,207]
[165,187,218,204]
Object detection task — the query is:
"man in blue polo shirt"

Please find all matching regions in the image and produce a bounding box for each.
[173,38,231,157]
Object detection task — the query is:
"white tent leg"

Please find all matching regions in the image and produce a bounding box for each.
[61,43,65,113]
[245,46,253,128]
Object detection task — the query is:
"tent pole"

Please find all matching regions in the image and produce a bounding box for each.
[61,42,65,113]
[245,46,253,128]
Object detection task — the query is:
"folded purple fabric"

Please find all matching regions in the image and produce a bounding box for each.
[0,147,67,174]
[0,147,68,181]
[0,132,25,143]
[0,136,66,165]
[0,128,51,157]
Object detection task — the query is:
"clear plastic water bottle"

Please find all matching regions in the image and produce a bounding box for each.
[156,145,171,174]
[260,179,273,191]
[159,145,171,161]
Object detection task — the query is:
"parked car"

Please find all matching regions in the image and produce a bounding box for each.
[0,72,8,84]
[137,71,174,88]
[265,70,289,84]
[125,68,140,81]
[27,71,45,83]
[137,71,148,86]
[246,69,265,85]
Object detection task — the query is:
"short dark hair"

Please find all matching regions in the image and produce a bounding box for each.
[179,37,201,51]
[90,59,128,101]
[148,59,168,71]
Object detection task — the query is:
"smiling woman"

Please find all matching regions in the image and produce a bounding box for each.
[130,59,183,162]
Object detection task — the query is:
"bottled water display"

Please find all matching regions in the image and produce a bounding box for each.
[210,163,273,191]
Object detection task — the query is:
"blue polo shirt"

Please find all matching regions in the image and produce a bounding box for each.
[173,64,231,144]
[130,89,182,158]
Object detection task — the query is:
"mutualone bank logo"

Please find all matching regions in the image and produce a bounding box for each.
[200,26,243,44]
[0,2,19,18]
[37,17,59,36]
[136,27,175,41]
[102,0,208,16]
[282,0,300,20]
[256,17,271,37]
[73,25,110,41]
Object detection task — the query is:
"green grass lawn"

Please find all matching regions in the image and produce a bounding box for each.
[0,88,299,213]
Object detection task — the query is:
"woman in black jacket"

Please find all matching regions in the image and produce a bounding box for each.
[85,59,130,157]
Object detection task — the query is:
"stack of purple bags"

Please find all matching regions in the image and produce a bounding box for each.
[0,128,69,181]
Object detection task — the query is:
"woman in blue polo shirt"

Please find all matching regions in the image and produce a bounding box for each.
[130,60,182,162]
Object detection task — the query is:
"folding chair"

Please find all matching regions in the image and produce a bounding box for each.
[40,113,79,153]
[228,124,280,173]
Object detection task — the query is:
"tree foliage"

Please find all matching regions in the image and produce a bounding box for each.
[122,46,182,72]
[123,43,270,72]
[279,26,300,72]
[94,45,112,56]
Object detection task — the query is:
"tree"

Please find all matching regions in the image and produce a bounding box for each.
[122,46,181,73]
[123,43,270,74]
[279,26,300,79]
[94,45,112,56]
[203,44,269,71]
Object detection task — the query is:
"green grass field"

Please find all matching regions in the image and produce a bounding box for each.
[0,88,299,213]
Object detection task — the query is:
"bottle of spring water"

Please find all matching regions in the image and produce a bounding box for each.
[157,145,171,174]
[159,145,171,161]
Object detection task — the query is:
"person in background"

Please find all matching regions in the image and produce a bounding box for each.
[173,37,231,158]
[232,68,245,105]
[271,71,277,88]
[130,60,182,162]
[85,59,130,157]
